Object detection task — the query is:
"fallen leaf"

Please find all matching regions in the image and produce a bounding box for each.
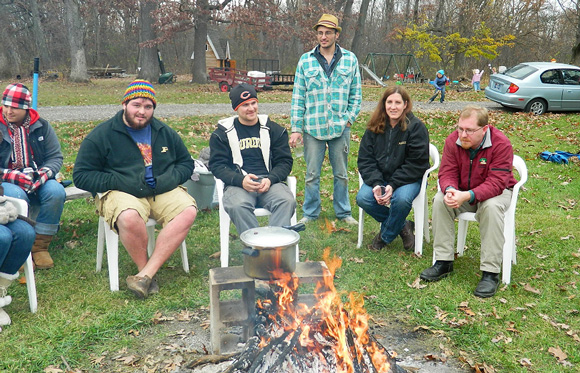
[548,346,567,361]
[209,251,220,259]
[519,358,532,367]
[560,235,575,240]
[523,283,541,294]
[44,367,64,373]
[408,277,427,289]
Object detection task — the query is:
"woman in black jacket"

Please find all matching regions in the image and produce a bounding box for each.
[356,86,430,251]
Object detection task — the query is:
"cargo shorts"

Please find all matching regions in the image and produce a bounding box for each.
[97,186,197,234]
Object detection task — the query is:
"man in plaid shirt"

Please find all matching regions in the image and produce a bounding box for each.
[290,14,362,225]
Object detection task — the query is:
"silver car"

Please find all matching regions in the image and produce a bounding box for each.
[485,62,580,115]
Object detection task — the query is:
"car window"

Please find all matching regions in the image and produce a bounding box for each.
[561,69,580,85]
[505,64,537,79]
[540,70,562,85]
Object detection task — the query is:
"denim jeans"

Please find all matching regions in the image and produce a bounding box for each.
[473,81,481,91]
[303,128,352,219]
[0,219,35,275]
[1,180,65,235]
[356,181,420,244]
[429,87,446,102]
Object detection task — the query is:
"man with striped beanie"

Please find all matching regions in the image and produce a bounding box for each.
[0,83,66,270]
[73,79,197,299]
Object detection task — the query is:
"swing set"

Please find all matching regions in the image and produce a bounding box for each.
[361,53,423,84]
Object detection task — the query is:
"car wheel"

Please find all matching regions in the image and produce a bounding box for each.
[526,99,547,115]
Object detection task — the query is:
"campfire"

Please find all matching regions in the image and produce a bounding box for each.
[223,248,403,373]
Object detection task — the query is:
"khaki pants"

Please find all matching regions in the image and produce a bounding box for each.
[431,189,512,273]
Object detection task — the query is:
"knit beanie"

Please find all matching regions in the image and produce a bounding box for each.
[2,83,32,110]
[122,79,156,108]
[229,83,258,111]
[437,70,445,75]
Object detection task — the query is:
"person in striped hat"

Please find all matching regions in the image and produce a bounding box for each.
[73,79,197,299]
[0,83,66,270]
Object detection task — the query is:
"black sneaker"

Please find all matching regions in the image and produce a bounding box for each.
[399,220,415,251]
[420,261,453,282]
[474,271,500,298]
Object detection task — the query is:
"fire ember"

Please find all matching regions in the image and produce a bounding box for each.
[223,248,404,373]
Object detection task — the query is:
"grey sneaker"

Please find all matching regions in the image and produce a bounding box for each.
[341,216,358,225]
[126,275,152,299]
[297,216,313,224]
[148,276,159,295]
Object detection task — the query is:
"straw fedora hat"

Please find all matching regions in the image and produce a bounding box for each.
[313,14,342,33]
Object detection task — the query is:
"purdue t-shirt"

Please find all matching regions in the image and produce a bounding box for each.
[234,118,268,176]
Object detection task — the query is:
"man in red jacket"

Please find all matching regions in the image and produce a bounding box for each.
[420,106,517,298]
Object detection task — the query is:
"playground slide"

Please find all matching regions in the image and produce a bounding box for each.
[360,64,387,87]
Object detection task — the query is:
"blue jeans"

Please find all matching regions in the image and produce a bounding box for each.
[303,128,352,219]
[473,81,480,91]
[429,87,446,102]
[356,181,421,244]
[1,180,65,235]
[0,219,35,275]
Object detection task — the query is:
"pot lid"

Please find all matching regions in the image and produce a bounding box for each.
[240,226,300,247]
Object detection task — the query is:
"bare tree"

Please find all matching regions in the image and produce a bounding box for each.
[351,0,371,57]
[29,0,52,69]
[64,0,89,82]
[137,0,159,82]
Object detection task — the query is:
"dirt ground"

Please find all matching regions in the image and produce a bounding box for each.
[93,306,471,373]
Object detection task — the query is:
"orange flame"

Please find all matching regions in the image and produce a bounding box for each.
[257,247,392,372]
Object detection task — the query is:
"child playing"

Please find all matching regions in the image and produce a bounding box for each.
[428,70,449,103]
[472,69,484,92]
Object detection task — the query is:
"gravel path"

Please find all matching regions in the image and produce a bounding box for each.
[41,101,505,122]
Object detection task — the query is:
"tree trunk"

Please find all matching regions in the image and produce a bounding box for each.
[340,0,355,49]
[191,0,209,84]
[29,0,51,69]
[351,0,370,58]
[64,0,89,82]
[572,4,580,65]
[138,0,159,83]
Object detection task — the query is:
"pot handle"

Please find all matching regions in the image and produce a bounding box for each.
[282,222,306,233]
[241,247,260,257]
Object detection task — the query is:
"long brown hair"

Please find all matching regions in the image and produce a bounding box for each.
[367,86,413,134]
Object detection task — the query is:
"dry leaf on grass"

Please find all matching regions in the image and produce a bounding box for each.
[44,367,64,373]
[152,311,175,324]
[522,283,541,294]
[209,251,220,259]
[548,346,567,361]
[519,358,532,367]
[408,277,427,289]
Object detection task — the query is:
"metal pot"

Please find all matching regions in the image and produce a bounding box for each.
[240,223,305,279]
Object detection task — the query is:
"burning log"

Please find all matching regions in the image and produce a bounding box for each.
[215,250,406,373]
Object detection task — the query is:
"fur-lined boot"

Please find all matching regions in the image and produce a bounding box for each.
[32,234,54,269]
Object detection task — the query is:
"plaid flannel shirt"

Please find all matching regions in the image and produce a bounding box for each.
[290,45,362,140]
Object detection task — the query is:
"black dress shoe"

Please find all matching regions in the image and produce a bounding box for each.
[420,261,453,282]
[474,271,500,298]
[370,232,387,251]
[399,220,415,251]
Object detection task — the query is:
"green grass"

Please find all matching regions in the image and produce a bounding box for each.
[0,82,579,372]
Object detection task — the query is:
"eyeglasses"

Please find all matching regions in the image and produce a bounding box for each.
[456,125,485,135]
[317,31,336,37]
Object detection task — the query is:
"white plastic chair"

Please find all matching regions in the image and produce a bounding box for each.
[357,143,440,255]
[433,155,528,284]
[6,196,37,313]
[96,216,189,292]
[215,176,298,267]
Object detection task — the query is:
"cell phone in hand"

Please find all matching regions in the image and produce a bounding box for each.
[253,177,263,183]
[379,186,386,196]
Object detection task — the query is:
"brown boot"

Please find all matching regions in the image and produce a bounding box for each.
[32,234,54,269]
